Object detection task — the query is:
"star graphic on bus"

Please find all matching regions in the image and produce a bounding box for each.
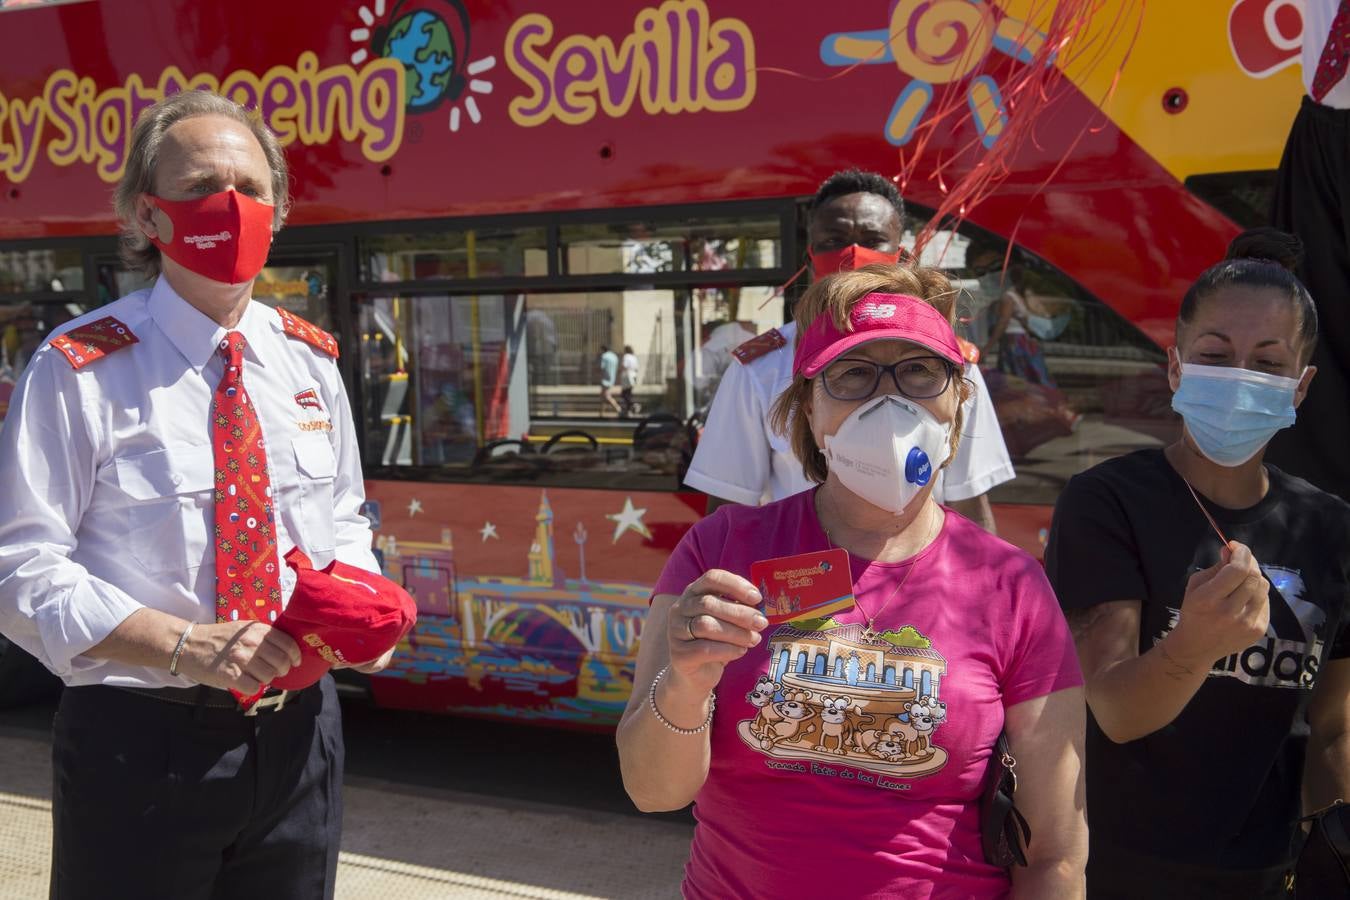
[350,0,497,134]
[606,497,652,544]
[406,497,423,517]
[479,521,499,541]
[819,0,1045,147]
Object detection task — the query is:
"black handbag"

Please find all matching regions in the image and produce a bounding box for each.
[1297,799,1350,898]
[980,729,1031,868]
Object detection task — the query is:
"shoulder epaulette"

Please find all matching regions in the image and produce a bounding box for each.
[277,307,339,358]
[48,316,139,370]
[957,338,980,365]
[731,328,787,366]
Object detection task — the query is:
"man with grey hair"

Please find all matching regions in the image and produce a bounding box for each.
[0,90,382,898]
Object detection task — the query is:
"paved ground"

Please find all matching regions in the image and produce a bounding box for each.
[0,696,694,899]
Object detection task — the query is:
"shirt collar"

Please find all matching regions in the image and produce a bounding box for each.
[147,276,270,373]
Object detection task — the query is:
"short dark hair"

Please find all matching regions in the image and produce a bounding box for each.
[1180,233,1318,362]
[808,169,905,224]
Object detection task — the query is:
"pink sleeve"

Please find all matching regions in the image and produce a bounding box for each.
[652,510,729,599]
[1000,559,1084,708]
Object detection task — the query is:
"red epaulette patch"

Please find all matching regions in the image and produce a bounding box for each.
[48,316,139,370]
[277,307,339,358]
[731,328,787,366]
[957,338,980,365]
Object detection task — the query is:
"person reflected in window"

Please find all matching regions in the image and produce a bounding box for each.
[598,344,622,417]
[620,344,641,418]
[981,263,1070,388]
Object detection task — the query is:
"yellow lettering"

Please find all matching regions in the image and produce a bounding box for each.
[0,91,11,175]
[506,14,555,128]
[7,95,44,183]
[10,51,403,182]
[43,70,80,168]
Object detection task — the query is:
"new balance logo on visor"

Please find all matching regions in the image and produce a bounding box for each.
[856,302,897,320]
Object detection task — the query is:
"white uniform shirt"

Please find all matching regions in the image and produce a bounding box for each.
[1303,0,1350,109]
[0,277,377,687]
[684,320,1015,506]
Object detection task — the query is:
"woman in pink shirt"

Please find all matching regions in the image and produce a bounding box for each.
[617,265,1086,899]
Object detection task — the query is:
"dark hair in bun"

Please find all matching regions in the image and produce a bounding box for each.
[1224,226,1304,272]
[1178,228,1317,361]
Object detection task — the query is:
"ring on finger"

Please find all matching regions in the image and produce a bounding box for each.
[687,614,699,641]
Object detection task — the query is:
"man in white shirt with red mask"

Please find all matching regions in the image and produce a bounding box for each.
[0,91,384,899]
[685,169,1014,531]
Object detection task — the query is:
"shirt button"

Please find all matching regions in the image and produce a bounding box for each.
[171,473,183,486]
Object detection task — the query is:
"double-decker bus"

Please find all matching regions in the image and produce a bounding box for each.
[0,0,1306,725]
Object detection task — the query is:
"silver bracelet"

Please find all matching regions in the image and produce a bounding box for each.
[648,665,715,735]
[168,623,194,677]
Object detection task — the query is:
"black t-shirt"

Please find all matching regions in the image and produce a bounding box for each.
[1046,450,1350,894]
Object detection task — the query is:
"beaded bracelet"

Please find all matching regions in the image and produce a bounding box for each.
[648,665,715,735]
[168,623,194,677]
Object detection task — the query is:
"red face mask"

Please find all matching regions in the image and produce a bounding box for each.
[809,243,902,276]
[149,189,274,285]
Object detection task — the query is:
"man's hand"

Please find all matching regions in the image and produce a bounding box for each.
[1168,541,1270,667]
[174,621,302,696]
[342,646,396,675]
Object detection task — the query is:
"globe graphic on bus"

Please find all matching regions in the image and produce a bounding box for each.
[382,9,457,111]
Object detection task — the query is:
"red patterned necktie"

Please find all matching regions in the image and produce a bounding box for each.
[212,331,282,641]
[1312,0,1350,102]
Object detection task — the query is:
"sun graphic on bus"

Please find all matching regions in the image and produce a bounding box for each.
[349,0,497,134]
[820,0,1046,148]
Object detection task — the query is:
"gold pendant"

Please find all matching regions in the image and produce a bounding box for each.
[861,624,876,642]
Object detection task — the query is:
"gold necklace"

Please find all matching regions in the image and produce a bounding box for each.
[816,489,942,642]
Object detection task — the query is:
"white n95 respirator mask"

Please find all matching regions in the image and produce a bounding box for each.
[821,395,952,514]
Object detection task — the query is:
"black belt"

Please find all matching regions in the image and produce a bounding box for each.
[112,684,298,715]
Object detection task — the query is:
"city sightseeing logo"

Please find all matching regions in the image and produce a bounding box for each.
[349,0,497,134]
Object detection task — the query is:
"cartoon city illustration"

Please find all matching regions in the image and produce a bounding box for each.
[369,492,652,725]
[738,618,950,777]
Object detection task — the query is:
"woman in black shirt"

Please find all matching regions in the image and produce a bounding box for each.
[1046,235,1350,899]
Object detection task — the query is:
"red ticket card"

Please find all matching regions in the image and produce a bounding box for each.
[750,547,855,625]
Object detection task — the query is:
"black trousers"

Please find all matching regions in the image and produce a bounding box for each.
[49,677,344,900]
[1270,97,1350,501]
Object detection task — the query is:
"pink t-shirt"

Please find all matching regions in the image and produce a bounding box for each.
[653,489,1082,900]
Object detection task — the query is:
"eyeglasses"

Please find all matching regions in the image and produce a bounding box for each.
[820,356,957,401]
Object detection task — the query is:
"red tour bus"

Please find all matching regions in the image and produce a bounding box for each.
[0,0,1307,725]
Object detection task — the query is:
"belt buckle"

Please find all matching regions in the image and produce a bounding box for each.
[243,689,290,716]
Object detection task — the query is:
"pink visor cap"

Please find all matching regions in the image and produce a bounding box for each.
[793,293,964,377]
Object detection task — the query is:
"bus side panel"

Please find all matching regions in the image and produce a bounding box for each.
[362,481,703,728]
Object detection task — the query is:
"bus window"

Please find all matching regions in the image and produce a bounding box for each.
[1,248,83,294]
[94,261,154,305]
[358,289,707,489]
[359,293,513,469]
[252,258,337,332]
[914,225,1179,506]
[1184,170,1277,229]
[0,300,97,425]
[361,227,548,282]
[559,214,782,275]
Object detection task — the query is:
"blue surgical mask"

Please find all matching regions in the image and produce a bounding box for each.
[1171,363,1303,467]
